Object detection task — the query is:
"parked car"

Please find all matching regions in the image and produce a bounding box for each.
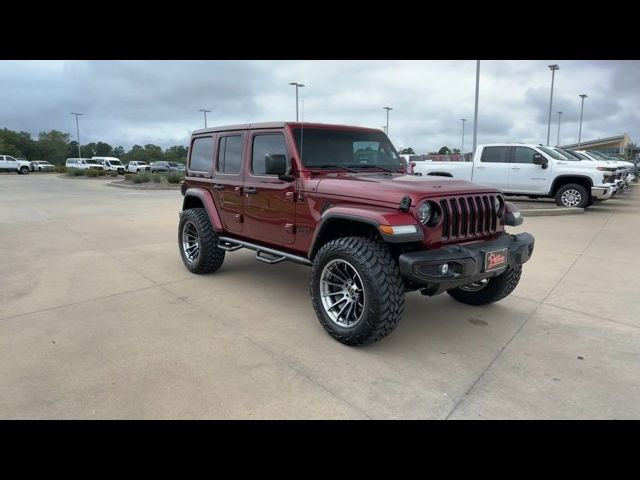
[409,143,619,208]
[554,148,626,194]
[125,161,151,173]
[0,155,31,174]
[65,158,104,170]
[93,156,125,174]
[150,161,176,173]
[575,150,635,186]
[30,160,56,172]
[168,162,186,173]
[177,122,534,346]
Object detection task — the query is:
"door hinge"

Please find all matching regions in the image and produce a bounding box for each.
[234,214,243,223]
[285,191,295,202]
[284,223,295,233]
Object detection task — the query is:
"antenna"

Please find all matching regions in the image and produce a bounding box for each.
[299,99,304,167]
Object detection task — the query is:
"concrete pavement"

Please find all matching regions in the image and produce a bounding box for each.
[1,175,638,419]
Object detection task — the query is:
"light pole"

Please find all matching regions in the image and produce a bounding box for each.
[578,94,587,148]
[546,64,559,146]
[289,82,305,121]
[383,107,392,136]
[198,109,211,128]
[381,126,387,134]
[472,60,480,154]
[460,118,467,153]
[556,111,562,146]
[70,112,83,158]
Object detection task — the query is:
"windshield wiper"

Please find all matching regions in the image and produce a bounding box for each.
[311,164,359,173]
[349,164,398,173]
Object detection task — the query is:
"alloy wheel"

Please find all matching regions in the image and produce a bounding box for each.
[319,259,366,327]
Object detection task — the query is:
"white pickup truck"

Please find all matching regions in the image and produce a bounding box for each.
[408,143,620,208]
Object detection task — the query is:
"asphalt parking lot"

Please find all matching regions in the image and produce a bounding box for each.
[1,174,639,419]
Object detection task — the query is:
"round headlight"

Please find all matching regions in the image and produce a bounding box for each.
[417,202,432,224]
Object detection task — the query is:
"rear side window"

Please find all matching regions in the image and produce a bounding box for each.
[190,137,214,172]
[252,134,288,175]
[218,135,243,174]
[513,147,536,164]
[481,146,510,163]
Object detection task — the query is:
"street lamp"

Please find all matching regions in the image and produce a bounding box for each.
[546,64,559,146]
[289,82,305,121]
[556,111,562,146]
[198,109,211,128]
[383,107,393,136]
[381,126,388,134]
[70,112,83,158]
[472,60,480,154]
[578,94,588,148]
[460,118,467,153]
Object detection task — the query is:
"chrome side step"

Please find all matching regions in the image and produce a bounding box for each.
[218,236,312,266]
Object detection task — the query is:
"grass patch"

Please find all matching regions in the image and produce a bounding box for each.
[151,173,162,183]
[166,171,184,184]
[56,165,67,173]
[133,172,151,183]
[68,168,86,176]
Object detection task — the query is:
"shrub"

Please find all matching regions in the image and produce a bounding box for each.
[108,171,118,177]
[86,169,100,177]
[166,171,183,184]
[133,172,151,183]
[151,173,162,183]
[56,165,67,173]
[68,168,86,176]
[97,169,107,176]
[124,173,134,181]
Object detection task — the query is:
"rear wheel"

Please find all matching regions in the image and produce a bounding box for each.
[178,208,225,274]
[310,237,405,346]
[555,183,589,208]
[447,266,522,305]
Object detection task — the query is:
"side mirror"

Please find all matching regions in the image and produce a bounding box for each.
[265,154,293,181]
[533,153,548,169]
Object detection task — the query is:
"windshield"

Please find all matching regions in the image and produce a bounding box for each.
[110,160,123,166]
[85,160,100,165]
[538,146,566,160]
[587,151,609,160]
[292,128,403,170]
[568,150,588,160]
[554,148,581,161]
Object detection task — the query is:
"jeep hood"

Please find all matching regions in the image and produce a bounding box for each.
[315,173,499,205]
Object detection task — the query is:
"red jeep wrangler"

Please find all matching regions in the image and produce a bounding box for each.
[178,122,534,345]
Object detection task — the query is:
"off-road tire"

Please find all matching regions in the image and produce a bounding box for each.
[178,208,225,274]
[447,265,522,306]
[554,183,589,208]
[19,166,29,175]
[310,236,405,346]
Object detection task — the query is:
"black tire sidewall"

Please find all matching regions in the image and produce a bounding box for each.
[556,184,589,208]
[178,208,225,274]
[311,237,405,345]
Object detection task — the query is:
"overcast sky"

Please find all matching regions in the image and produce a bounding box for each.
[1,60,638,153]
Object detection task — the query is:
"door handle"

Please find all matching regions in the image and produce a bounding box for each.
[213,184,225,191]
[557,162,566,165]
[511,167,521,170]
[476,166,486,169]
[244,187,257,195]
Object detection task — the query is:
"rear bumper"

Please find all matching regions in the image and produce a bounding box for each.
[398,232,534,294]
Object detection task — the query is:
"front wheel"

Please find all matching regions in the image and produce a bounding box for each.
[19,166,30,175]
[555,183,589,208]
[310,237,405,346]
[447,265,522,305]
[178,208,225,274]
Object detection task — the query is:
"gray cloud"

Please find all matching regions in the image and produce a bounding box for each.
[0,60,638,153]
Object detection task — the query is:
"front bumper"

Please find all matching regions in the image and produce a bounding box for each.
[592,185,615,200]
[398,232,535,294]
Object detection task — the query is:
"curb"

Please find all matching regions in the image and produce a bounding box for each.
[106,181,180,191]
[518,207,584,217]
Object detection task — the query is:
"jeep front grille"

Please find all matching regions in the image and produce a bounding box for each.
[439,194,499,242]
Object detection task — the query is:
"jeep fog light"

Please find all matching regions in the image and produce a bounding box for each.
[439,264,449,275]
[378,225,418,235]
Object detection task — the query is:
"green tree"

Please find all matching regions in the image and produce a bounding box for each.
[438,146,451,155]
[0,138,24,157]
[144,144,164,162]
[164,145,188,163]
[95,142,113,156]
[399,147,415,155]
[113,146,125,157]
[37,130,71,164]
[452,148,461,154]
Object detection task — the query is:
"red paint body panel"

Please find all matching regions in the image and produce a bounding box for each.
[182,122,506,257]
